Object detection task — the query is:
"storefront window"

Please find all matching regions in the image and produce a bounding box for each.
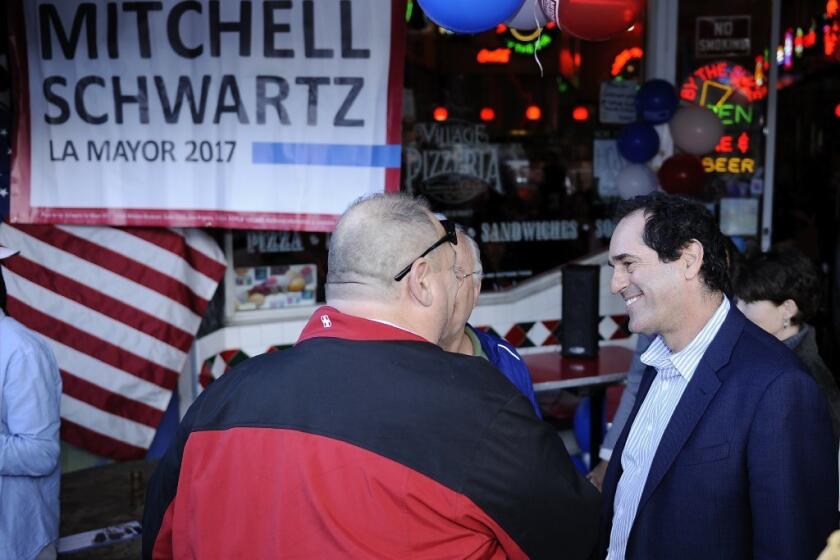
[676,0,772,245]
[402,9,645,290]
[230,230,328,312]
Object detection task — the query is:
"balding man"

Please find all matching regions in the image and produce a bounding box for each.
[440,227,542,418]
[143,193,600,559]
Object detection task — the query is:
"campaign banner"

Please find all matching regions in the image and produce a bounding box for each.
[9,0,404,231]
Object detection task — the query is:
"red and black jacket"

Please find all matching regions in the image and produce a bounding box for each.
[143,307,600,559]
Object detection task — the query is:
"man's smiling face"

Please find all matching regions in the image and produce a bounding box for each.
[608,210,686,337]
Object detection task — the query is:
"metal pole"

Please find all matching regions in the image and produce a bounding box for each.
[645,0,679,164]
[761,0,782,251]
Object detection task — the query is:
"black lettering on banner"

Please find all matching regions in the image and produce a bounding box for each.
[214,75,249,123]
[303,1,333,58]
[88,140,108,161]
[263,1,293,58]
[295,76,329,125]
[340,0,370,59]
[256,76,290,124]
[39,3,97,60]
[43,77,70,124]
[123,1,164,58]
[209,1,252,57]
[186,140,236,162]
[161,140,176,161]
[167,1,203,58]
[113,76,149,124]
[107,2,118,58]
[75,75,107,124]
[154,75,211,123]
[333,77,364,127]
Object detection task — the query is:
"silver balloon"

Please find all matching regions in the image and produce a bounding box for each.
[668,106,724,155]
[617,164,657,199]
[507,0,549,30]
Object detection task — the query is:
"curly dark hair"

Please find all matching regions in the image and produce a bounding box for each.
[733,246,821,326]
[614,192,730,295]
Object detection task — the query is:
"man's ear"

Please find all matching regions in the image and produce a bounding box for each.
[681,239,704,281]
[781,298,799,322]
[407,258,434,307]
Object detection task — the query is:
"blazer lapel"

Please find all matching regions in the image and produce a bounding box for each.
[634,360,721,513]
[634,304,745,514]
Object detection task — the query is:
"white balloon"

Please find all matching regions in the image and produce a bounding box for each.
[617,164,657,199]
[507,0,549,30]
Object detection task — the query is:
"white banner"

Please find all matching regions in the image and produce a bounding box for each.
[9,0,404,231]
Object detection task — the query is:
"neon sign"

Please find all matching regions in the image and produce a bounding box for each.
[611,47,644,77]
[476,48,512,64]
[681,62,760,176]
[492,22,557,56]
[681,61,767,104]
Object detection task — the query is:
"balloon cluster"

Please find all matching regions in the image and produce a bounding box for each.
[616,80,724,199]
[418,0,644,38]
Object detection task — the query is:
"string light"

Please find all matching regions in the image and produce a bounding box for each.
[525,105,542,121]
[572,106,590,122]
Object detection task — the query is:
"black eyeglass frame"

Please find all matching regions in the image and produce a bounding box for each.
[393,220,458,281]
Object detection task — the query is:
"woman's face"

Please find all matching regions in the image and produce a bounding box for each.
[736,299,792,340]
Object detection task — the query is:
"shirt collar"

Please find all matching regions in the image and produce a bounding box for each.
[641,297,730,380]
[297,306,430,344]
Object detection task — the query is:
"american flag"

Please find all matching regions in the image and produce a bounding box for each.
[0,223,225,460]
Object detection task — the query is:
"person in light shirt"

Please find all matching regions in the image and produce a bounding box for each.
[0,243,62,560]
[600,193,837,559]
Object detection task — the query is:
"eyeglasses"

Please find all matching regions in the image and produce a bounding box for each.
[454,269,482,283]
[393,219,457,281]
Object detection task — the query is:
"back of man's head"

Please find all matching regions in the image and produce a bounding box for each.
[326,193,440,302]
[615,192,729,295]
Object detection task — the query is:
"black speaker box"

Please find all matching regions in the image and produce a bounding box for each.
[561,264,600,358]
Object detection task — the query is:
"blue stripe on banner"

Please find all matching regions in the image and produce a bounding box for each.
[252,142,402,168]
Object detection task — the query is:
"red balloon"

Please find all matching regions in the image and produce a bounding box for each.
[657,154,707,196]
[539,0,644,41]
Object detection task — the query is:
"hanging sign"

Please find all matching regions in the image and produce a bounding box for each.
[8,0,405,231]
[695,16,752,58]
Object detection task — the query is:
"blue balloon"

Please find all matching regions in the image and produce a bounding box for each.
[636,79,679,124]
[418,0,524,34]
[617,122,660,163]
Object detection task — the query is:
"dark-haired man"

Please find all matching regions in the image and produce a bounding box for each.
[601,193,837,559]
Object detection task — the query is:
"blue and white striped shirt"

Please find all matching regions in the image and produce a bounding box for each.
[606,297,730,559]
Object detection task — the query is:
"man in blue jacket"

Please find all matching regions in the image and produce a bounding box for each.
[602,193,837,559]
[439,226,541,418]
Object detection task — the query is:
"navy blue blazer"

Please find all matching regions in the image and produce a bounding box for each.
[601,304,838,559]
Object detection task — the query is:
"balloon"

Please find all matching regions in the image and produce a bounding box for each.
[616,164,657,199]
[669,106,724,155]
[657,154,706,196]
[538,0,643,41]
[617,122,660,163]
[507,0,549,29]
[637,79,679,124]
[418,0,523,34]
